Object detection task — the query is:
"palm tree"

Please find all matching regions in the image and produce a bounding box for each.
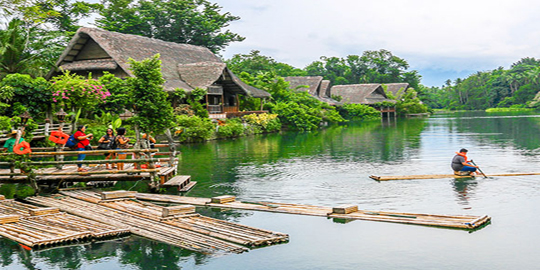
[0,19,62,77]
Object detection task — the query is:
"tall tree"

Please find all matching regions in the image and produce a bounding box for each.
[0,19,62,77]
[96,0,244,53]
[305,49,421,89]
[37,0,103,33]
[226,50,307,77]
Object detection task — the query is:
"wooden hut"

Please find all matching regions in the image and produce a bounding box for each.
[384,83,409,98]
[330,84,396,117]
[283,76,341,106]
[47,27,271,119]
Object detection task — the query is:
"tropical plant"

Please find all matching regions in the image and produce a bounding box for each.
[96,0,244,53]
[49,70,110,116]
[0,73,52,118]
[0,19,62,77]
[175,114,214,142]
[127,54,175,134]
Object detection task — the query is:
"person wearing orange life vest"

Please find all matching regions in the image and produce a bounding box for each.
[451,148,479,175]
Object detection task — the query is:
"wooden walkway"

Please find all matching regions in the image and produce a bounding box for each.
[370,172,540,181]
[0,199,129,249]
[24,190,288,254]
[135,193,491,230]
[0,164,171,183]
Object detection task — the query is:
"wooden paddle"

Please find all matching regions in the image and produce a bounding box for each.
[470,160,487,178]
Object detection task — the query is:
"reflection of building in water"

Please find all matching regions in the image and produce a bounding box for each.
[452,178,478,207]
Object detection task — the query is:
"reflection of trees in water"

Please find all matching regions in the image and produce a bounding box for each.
[0,235,213,269]
[447,112,540,151]
[451,179,478,206]
[179,118,428,197]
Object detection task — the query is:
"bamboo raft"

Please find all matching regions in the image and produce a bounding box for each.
[0,200,129,249]
[135,193,491,230]
[24,190,288,254]
[370,172,540,181]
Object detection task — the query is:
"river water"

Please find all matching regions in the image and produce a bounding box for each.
[2,111,540,269]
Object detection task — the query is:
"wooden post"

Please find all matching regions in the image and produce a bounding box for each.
[164,129,177,167]
[55,122,65,170]
[44,120,50,136]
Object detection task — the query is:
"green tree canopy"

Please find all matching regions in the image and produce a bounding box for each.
[226,50,307,77]
[304,49,421,89]
[0,19,63,77]
[96,0,244,53]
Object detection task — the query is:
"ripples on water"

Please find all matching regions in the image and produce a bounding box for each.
[4,112,540,269]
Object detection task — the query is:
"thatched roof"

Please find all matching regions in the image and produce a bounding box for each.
[49,27,270,98]
[384,83,409,97]
[319,80,331,97]
[284,76,323,96]
[330,84,396,105]
[283,76,341,105]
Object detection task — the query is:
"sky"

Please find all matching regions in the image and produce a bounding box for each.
[209,0,540,87]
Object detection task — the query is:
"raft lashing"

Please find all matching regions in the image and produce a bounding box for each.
[135,193,491,230]
[24,190,289,254]
[0,199,129,249]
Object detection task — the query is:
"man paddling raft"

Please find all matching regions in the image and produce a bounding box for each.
[451,148,480,176]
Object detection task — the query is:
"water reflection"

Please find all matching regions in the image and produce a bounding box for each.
[451,178,478,207]
[3,112,540,269]
[0,236,214,270]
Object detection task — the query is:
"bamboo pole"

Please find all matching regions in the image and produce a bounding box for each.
[0,149,159,156]
[370,172,540,181]
[0,168,159,176]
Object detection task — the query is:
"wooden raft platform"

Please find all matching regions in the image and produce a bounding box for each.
[370,172,540,181]
[135,193,491,230]
[0,164,174,183]
[24,190,288,254]
[0,200,129,249]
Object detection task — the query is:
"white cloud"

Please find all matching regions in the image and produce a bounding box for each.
[214,0,540,85]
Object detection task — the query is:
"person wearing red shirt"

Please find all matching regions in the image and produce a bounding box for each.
[74,125,93,172]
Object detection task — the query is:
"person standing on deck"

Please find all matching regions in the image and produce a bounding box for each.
[2,130,24,152]
[74,125,93,172]
[451,148,479,175]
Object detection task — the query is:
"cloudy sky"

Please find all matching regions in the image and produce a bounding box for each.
[210,0,540,87]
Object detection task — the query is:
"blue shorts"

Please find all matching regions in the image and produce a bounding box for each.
[461,166,477,172]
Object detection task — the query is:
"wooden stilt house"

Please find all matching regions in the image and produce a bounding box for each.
[384,83,409,99]
[283,76,341,105]
[47,27,271,119]
[330,84,397,117]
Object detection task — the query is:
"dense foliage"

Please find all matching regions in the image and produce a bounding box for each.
[127,54,175,134]
[50,71,110,117]
[424,57,540,110]
[96,0,244,53]
[384,86,429,115]
[304,50,421,89]
[0,73,52,118]
[226,50,307,77]
[239,72,346,131]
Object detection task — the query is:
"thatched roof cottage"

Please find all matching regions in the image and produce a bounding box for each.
[283,76,341,106]
[48,27,270,118]
[330,84,396,105]
[384,83,409,98]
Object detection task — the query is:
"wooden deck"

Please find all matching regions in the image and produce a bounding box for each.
[370,172,540,181]
[135,193,491,230]
[0,164,173,183]
[23,190,288,254]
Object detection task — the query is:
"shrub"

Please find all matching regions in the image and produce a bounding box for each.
[339,103,381,120]
[175,115,215,142]
[216,118,244,138]
[242,113,281,133]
